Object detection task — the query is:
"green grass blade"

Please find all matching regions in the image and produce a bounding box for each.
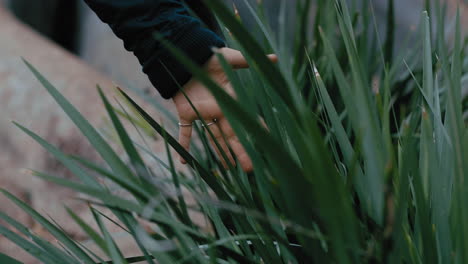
[159,20,361,263]
[384,0,395,65]
[66,207,109,255]
[419,11,435,198]
[117,88,231,201]
[23,60,137,184]
[98,87,148,177]
[13,122,96,187]
[0,190,95,263]
[0,225,58,264]
[29,172,207,240]
[313,64,365,183]
[113,213,156,264]
[91,208,129,264]
[445,9,468,263]
[0,211,79,264]
[0,253,23,264]
[163,133,191,227]
[204,0,299,111]
[320,26,384,224]
[68,157,153,202]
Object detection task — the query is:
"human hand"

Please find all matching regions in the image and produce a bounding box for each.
[173,47,277,172]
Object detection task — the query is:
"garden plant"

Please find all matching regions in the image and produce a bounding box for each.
[0,0,468,263]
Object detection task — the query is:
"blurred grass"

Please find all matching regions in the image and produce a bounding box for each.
[1,0,468,263]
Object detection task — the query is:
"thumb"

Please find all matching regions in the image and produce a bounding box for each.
[218,48,277,69]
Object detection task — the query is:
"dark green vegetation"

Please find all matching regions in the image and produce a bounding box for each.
[1,0,467,263]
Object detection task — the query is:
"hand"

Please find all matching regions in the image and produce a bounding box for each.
[173,47,277,172]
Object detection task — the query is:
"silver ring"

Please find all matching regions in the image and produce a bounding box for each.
[178,122,193,127]
[178,119,218,127]
[202,119,217,127]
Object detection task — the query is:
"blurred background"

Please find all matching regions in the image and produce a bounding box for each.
[2,0,155,89]
[0,0,466,263]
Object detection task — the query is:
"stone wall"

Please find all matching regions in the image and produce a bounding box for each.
[0,6,167,263]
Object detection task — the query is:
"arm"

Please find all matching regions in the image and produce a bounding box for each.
[83,0,225,98]
[84,0,277,171]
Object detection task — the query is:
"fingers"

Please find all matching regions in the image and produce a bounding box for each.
[178,119,192,164]
[207,118,253,172]
[222,49,249,69]
[267,54,278,63]
[218,48,278,70]
[178,117,253,172]
[204,120,236,168]
[219,118,253,172]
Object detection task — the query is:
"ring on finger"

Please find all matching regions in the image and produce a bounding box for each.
[202,118,218,127]
[178,118,218,127]
[178,122,193,127]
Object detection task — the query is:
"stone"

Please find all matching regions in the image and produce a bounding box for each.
[0,7,169,263]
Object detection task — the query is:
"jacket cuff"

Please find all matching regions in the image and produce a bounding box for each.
[143,27,225,99]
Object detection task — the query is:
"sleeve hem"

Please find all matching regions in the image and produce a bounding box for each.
[143,27,226,99]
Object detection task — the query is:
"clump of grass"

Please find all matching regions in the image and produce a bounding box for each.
[1,0,467,263]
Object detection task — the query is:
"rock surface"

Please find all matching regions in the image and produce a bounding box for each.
[0,6,169,263]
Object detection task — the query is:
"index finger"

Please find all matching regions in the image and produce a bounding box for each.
[178,120,193,164]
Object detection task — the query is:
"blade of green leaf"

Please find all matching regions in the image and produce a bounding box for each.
[0,253,23,264]
[0,190,96,264]
[23,59,137,185]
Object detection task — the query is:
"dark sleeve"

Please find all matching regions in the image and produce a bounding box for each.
[83,0,225,99]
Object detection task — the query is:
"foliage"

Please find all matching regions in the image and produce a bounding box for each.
[1,0,467,263]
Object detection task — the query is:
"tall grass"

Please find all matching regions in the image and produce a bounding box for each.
[1,0,467,263]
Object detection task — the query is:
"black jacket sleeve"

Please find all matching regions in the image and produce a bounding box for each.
[83,0,225,99]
